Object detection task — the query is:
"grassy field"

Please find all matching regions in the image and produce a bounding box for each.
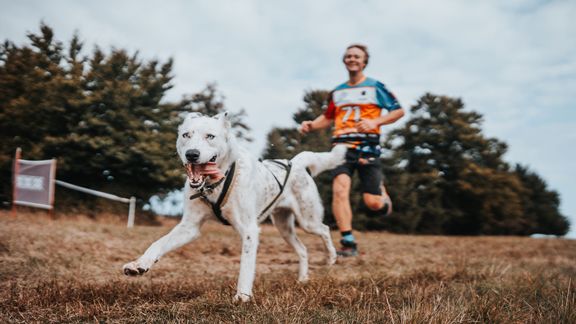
[1,210,574,323]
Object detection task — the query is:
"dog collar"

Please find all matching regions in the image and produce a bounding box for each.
[190,176,225,193]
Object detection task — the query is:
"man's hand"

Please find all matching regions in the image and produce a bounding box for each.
[356,119,380,132]
[299,115,332,134]
[299,121,314,134]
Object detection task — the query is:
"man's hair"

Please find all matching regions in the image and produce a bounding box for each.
[343,43,370,66]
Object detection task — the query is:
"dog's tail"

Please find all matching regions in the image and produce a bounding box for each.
[291,145,347,177]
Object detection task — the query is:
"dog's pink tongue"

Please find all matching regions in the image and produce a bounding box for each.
[199,162,224,180]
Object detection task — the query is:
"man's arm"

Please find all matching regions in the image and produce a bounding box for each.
[356,108,404,133]
[299,115,332,134]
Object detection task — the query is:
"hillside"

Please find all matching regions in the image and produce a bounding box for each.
[1,211,574,322]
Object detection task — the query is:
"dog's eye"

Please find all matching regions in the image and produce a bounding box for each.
[206,134,215,140]
[182,132,191,139]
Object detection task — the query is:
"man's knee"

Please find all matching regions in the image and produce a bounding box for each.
[363,194,383,210]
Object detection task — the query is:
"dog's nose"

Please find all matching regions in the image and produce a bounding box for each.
[185,149,200,163]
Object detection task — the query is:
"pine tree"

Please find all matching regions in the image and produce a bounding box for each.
[514,165,569,235]
[0,23,70,203]
[0,24,181,209]
[1,23,255,213]
[382,94,568,235]
[261,92,570,236]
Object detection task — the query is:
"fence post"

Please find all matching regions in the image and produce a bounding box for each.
[12,148,22,217]
[48,158,57,219]
[127,196,136,228]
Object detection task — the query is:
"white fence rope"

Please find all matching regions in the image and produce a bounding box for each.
[55,180,130,203]
[17,159,55,165]
[55,180,136,228]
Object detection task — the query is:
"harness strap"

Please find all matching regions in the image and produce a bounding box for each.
[259,160,292,217]
[214,161,237,216]
[189,162,236,226]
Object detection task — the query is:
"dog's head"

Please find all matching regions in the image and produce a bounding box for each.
[176,112,232,189]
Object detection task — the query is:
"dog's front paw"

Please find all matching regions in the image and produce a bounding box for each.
[122,261,150,276]
[327,253,337,266]
[233,293,252,303]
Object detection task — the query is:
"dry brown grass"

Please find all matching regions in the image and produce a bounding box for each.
[1,210,575,323]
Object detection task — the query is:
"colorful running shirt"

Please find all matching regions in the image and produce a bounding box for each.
[324,77,401,154]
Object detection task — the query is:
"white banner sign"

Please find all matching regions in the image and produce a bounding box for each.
[13,158,56,209]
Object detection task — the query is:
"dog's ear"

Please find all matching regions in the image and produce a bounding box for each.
[214,111,231,129]
[188,112,203,119]
[213,111,228,120]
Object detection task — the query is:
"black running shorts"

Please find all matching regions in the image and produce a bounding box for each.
[331,149,383,195]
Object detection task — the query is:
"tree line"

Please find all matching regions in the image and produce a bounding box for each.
[0,23,569,235]
[263,91,569,236]
[0,23,249,213]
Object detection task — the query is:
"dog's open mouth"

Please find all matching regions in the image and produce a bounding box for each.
[185,156,218,189]
[185,164,207,189]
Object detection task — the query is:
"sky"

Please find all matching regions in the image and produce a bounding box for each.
[1,0,575,237]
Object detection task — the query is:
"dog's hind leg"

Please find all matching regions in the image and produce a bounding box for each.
[291,178,337,266]
[271,208,309,282]
[294,210,337,266]
[123,219,202,276]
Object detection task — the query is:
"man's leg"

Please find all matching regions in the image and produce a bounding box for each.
[332,174,358,257]
[332,173,353,232]
[360,163,393,216]
[363,186,392,215]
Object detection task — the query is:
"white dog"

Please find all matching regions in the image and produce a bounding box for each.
[123,112,345,302]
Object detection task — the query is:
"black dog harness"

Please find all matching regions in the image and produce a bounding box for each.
[189,160,292,226]
[258,160,292,220]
